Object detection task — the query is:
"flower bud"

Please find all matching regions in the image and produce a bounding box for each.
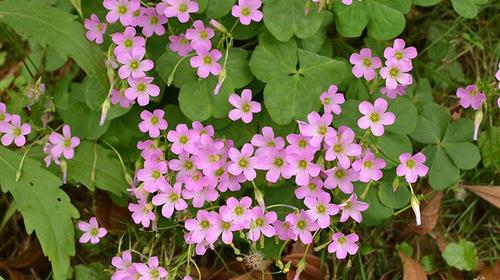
[473,109,483,141]
[209,19,228,34]
[99,97,111,126]
[410,193,421,226]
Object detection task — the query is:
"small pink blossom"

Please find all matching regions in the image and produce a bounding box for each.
[496,62,500,89]
[297,112,334,147]
[117,47,154,79]
[0,102,11,130]
[380,85,407,99]
[251,126,285,154]
[125,77,160,106]
[285,210,318,244]
[323,167,358,194]
[456,84,486,110]
[136,160,169,192]
[327,232,359,259]
[324,126,361,168]
[228,89,261,123]
[219,196,252,227]
[286,134,319,156]
[138,109,168,138]
[182,185,219,208]
[273,220,295,241]
[112,27,146,56]
[103,0,141,26]
[169,34,193,57]
[0,115,31,147]
[111,250,134,280]
[228,143,257,180]
[138,7,167,37]
[84,14,107,44]
[184,210,219,243]
[231,0,263,25]
[248,207,277,241]
[284,152,320,186]
[152,182,187,218]
[357,98,396,136]
[160,0,199,23]
[384,38,417,66]
[352,151,386,182]
[167,124,199,154]
[305,192,339,229]
[185,20,214,51]
[339,193,369,223]
[320,85,345,115]
[48,125,80,160]
[78,217,107,244]
[190,48,222,78]
[110,89,135,108]
[380,60,413,89]
[135,256,168,280]
[255,148,289,183]
[349,48,382,81]
[294,178,328,200]
[396,152,429,184]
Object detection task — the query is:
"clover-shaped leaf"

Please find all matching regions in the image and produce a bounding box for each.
[451,0,488,19]
[333,0,411,40]
[413,0,442,6]
[263,0,326,42]
[356,184,393,226]
[411,103,480,190]
[249,32,347,124]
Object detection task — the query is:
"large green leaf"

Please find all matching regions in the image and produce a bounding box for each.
[67,141,129,195]
[442,239,478,271]
[377,132,412,168]
[424,145,460,190]
[333,0,410,40]
[249,33,347,124]
[204,0,236,19]
[357,184,393,226]
[478,126,500,169]
[0,0,108,90]
[386,97,418,135]
[0,146,79,280]
[410,103,450,144]
[451,0,488,19]
[413,0,442,6]
[263,0,326,42]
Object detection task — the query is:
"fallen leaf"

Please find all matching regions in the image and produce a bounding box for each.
[398,252,428,280]
[93,190,129,233]
[478,261,500,280]
[408,192,443,234]
[282,241,329,280]
[208,260,272,280]
[464,185,500,209]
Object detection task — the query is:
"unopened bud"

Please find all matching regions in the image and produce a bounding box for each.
[60,159,68,184]
[392,176,400,192]
[214,69,226,95]
[209,19,228,34]
[100,97,111,126]
[410,193,421,226]
[473,109,483,141]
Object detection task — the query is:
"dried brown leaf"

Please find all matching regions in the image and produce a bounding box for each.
[464,185,500,209]
[478,261,500,280]
[398,252,428,280]
[93,189,129,233]
[283,241,329,280]
[408,192,443,234]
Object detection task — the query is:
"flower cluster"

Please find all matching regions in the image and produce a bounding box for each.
[43,125,80,183]
[350,38,417,99]
[0,102,31,147]
[111,251,168,280]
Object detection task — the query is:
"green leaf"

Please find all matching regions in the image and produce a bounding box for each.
[204,0,236,19]
[442,142,480,170]
[67,141,129,195]
[378,182,411,209]
[451,0,487,19]
[386,97,418,135]
[478,126,500,169]
[263,0,326,42]
[411,78,434,107]
[410,103,450,144]
[420,254,439,273]
[442,118,473,143]
[333,100,363,135]
[377,132,412,167]
[74,263,107,280]
[63,102,110,140]
[413,0,442,7]
[226,48,255,88]
[0,146,79,280]
[357,185,393,226]
[164,104,191,128]
[156,50,197,88]
[442,239,478,271]
[0,0,108,91]
[333,0,409,40]
[396,242,414,256]
[424,145,460,190]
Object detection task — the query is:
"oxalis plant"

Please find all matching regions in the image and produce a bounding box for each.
[0,0,499,279]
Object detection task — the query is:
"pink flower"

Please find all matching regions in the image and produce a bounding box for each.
[84,14,107,44]
[111,250,134,280]
[160,0,199,23]
[286,134,319,156]
[152,182,187,218]
[352,151,386,182]
[294,178,328,200]
[219,196,252,227]
[112,27,146,56]
[169,152,196,181]
[248,207,276,241]
[185,20,214,51]
[189,48,222,78]
[136,160,169,192]
[496,62,500,89]
[297,112,334,147]
[48,125,80,160]
[0,115,31,147]
[0,102,11,130]
[110,89,135,108]
[182,185,219,208]
[78,217,107,244]
[169,34,193,57]
[129,199,156,228]
[135,256,168,280]
[384,38,417,66]
[231,0,263,25]
[138,109,168,138]
[323,167,358,194]
[138,7,167,37]
[125,77,160,106]
[184,210,220,243]
[320,85,345,115]
[339,193,369,223]
[103,0,141,25]
[380,60,413,89]
[396,152,429,184]
[228,89,261,123]
[456,84,486,110]
[349,48,382,81]
[380,85,406,99]
[357,98,396,136]
[273,220,295,241]
[255,148,289,183]
[117,47,154,79]
[327,232,359,259]
[213,213,240,244]
[284,152,320,186]
[305,192,339,229]
[285,210,318,244]
[251,126,285,154]
[228,143,257,180]
[342,0,353,4]
[167,124,199,154]
[324,126,361,168]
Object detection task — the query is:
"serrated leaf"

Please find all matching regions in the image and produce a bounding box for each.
[0,0,108,91]
[67,141,129,195]
[442,239,478,271]
[263,0,326,42]
[0,146,79,280]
